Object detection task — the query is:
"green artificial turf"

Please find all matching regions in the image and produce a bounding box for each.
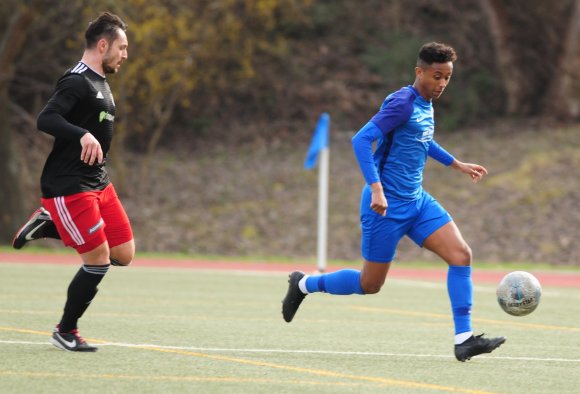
[1,261,579,393]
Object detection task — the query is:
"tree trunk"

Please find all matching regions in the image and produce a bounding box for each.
[137,88,180,194]
[0,8,34,242]
[478,0,523,116]
[543,0,580,119]
[478,0,579,119]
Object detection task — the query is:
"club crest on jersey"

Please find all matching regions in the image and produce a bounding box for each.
[99,111,114,123]
[416,127,434,143]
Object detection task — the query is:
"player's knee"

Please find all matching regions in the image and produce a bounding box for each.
[110,250,134,266]
[363,284,382,294]
[453,243,472,266]
[361,279,384,294]
[110,240,135,266]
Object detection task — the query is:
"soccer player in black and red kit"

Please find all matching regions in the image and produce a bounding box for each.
[12,12,132,352]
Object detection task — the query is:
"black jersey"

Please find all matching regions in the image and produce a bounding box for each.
[37,62,116,198]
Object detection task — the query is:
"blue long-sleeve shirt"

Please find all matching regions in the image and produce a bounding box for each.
[352,85,454,200]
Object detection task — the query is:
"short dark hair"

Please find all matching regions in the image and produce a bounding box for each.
[417,42,457,66]
[85,12,127,49]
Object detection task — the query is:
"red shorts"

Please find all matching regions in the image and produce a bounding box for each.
[42,183,133,254]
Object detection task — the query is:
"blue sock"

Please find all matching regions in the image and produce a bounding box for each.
[447,266,473,335]
[305,269,364,295]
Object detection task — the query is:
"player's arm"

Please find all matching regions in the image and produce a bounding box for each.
[351,92,414,215]
[428,139,455,166]
[37,75,103,165]
[352,122,388,215]
[429,140,488,183]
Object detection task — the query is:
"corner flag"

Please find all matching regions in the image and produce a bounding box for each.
[304,113,330,169]
[304,113,330,272]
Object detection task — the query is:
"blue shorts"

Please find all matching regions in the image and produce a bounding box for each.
[360,186,452,263]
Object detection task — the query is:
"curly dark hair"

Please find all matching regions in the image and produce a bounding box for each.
[85,12,127,49]
[417,42,457,66]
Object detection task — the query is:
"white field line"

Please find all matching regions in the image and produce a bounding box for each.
[1,340,579,363]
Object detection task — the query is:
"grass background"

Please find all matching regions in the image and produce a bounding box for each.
[1,260,579,393]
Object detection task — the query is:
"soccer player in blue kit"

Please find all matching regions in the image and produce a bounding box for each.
[282,42,506,361]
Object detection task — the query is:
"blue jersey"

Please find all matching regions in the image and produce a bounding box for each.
[352,85,454,200]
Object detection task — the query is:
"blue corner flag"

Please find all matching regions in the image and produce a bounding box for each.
[304,113,330,169]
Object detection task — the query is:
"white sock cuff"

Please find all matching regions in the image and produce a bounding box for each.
[298,276,309,294]
[454,331,473,345]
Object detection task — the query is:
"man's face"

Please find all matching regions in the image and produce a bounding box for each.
[102,29,128,74]
[415,62,453,100]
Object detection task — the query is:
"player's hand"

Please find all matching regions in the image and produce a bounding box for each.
[370,184,388,216]
[80,132,103,165]
[453,160,488,183]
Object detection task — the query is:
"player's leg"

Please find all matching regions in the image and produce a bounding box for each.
[301,260,390,295]
[100,184,135,266]
[308,187,407,296]
[12,206,61,249]
[282,260,389,323]
[282,186,406,322]
[43,191,111,352]
[410,191,505,361]
[422,221,474,342]
[422,221,506,361]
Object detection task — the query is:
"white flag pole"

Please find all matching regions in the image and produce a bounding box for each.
[317,147,329,272]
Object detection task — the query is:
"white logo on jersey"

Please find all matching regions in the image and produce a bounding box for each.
[416,127,434,143]
[96,91,104,99]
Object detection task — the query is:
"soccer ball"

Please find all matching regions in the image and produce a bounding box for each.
[496,271,542,316]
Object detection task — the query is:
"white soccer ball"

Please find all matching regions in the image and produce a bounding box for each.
[496,271,542,316]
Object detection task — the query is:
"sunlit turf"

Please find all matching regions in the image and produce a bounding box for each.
[1,260,579,393]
